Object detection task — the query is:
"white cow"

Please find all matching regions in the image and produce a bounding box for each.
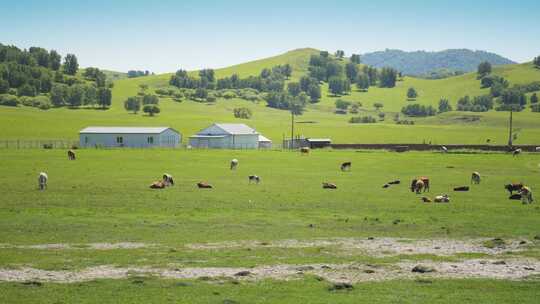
[471,172,481,184]
[434,194,450,203]
[38,172,48,190]
[441,146,448,153]
[520,186,533,204]
[230,159,239,170]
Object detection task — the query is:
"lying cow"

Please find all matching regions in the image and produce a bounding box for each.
[411,177,430,194]
[505,183,523,195]
[340,162,351,171]
[421,196,432,203]
[230,159,239,170]
[163,173,174,186]
[197,182,213,189]
[322,182,337,189]
[434,194,450,203]
[248,175,260,184]
[300,147,310,155]
[38,172,48,190]
[471,172,481,184]
[67,149,76,160]
[519,186,534,204]
[150,181,166,189]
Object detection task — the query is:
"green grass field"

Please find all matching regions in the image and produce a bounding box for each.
[1,48,540,144]
[0,149,539,302]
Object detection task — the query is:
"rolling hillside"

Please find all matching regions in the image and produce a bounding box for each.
[1,48,539,144]
[361,49,516,77]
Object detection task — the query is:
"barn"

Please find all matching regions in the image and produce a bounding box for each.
[189,123,271,149]
[79,127,181,148]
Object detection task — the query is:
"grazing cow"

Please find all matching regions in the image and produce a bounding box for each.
[67,150,76,160]
[441,146,448,153]
[150,181,166,189]
[230,159,239,170]
[471,172,481,184]
[248,175,260,184]
[519,186,533,204]
[382,184,390,188]
[454,186,470,191]
[38,172,48,190]
[434,194,450,203]
[505,183,524,195]
[300,147,310,155]
[162,173,174,186]
[411,177,430,193]
[322,182,337,189]
[197,182,213,189]
[536,147,540,152]
[340,162,352,171]
[512,148,522,157]
[421,196,432,203]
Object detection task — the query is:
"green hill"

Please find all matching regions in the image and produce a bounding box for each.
[1,48,539,144]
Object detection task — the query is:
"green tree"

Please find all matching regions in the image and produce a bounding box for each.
[97,88,112,109]
[67,84,85,107]
[142,94,159,105]
[531,93,538,104]
[328,77,349,96]
[283,64,292,79]
[84,85,97,106]
[50,83,68,106]
[355,74,369,91]
[124,96,141,114]
[438,98,452,113]
[533,56,540,68]
[345,63,358,82]
[143,104,160,116]
[0,79,9,94]
[477,61,492,78]
[350,54,361,64]
[17,84,36,97]
[194,87,208,100]
[63,54,79,75]
[407,87,418,99]
[379,68,397,88]
[335,50,345,59]
[49,50,61,70]
[307,84,321,103]
[325,62,343,80]
[373,102,384,111]
[287,82,301,97]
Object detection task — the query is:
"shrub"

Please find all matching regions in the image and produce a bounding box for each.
[401,104,437,117]
[143,104,160,116]
[349,115,377,123]
[335,99,351,111]
[17,84,37,97]
[438,98,452,113]
[32,96,51,110]
[222,91,237,99]
[396,119,415,125]
[531,104,540,112]
[0,94,20,107]
[154,88,169,96]
[233,107,252,119]
[378,112,386,120]
[206,95,217,103]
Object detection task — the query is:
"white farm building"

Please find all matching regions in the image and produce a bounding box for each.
[79,127,181,148]
[189,123,271,149]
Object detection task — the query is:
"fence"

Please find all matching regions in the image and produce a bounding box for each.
[0,140,79,149]
[330,143,540,152]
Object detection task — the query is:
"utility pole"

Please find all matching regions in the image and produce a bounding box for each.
[290,111,295,150]
[508,109,513,147]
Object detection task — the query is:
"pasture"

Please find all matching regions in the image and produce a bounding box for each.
[1,149,539,302]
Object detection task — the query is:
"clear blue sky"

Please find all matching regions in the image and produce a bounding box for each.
[1,0,538,73]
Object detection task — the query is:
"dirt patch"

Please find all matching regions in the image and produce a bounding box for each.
[0,259,538,284]
[185,237,528,257]
[0,242,152,250]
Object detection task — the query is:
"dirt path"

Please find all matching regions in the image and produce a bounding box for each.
[0,259,538,284]
[186,237,531,257]
[0,242,151,250]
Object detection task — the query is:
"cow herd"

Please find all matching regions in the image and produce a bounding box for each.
[35,149,534,205]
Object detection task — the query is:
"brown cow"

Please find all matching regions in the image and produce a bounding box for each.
[411,177,430,193]
[150,181,166,189]
[322,182,337,189]
[197,182,213,189]
[67,150,76,160]
[505,183,523,195]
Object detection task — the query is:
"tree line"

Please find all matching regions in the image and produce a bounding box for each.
[0,44,112,109]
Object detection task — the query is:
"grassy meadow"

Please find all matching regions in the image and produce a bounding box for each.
[1,49,540,144]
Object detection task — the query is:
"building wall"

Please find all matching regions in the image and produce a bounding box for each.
[189,134,258,149]
[80,130,180,148]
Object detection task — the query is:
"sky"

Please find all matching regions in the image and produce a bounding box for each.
[1,0,539,73]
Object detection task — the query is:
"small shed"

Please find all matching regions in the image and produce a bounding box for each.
[258,134,272,149]
[79,126,181,148]
[189,123,270,149]
[306,138,332,149]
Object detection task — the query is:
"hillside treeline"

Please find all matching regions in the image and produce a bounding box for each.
[0,44,112,109]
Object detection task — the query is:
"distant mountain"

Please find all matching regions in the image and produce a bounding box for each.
[361,49,516,78]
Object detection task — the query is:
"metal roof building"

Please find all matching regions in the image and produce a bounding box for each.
[189,123,271,149]
[79,126,181,148]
